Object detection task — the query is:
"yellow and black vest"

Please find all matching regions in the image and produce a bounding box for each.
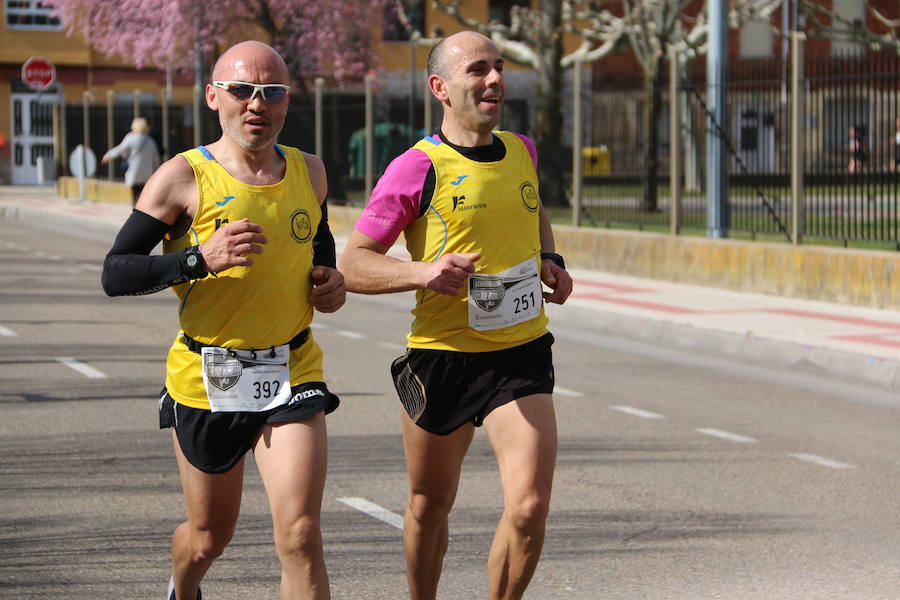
[405,131,548,352]
[163,145,324,409]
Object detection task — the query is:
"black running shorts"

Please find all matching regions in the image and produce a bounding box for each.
[390,333,554,436]
[159,382,339,474]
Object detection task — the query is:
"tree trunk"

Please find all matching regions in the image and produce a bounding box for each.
[533,2,566,207]
[640,63,664,213]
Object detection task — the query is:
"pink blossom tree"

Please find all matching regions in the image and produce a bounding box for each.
[46,0,379,86]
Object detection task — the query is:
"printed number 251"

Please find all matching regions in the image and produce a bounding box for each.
[513,292,536,314]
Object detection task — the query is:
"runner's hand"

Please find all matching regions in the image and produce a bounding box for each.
[310,266,346,313]
[200,218,267,273]
[423,252,480,296]
[541,260,572,304]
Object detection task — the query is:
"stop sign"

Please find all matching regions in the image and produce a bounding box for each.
[22,56,56,91]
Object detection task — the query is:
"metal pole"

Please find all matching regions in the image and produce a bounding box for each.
[163,67,172,160]
[571,59,583,227]
[669,46,682,235]
[365,73,374,203]
[193,33,203,147]
[133,89,141,119]
[315,77,324,157]
[706,0,729,238]
[82,91,91,153]
[790,32,806,245]
[408,33,418,145]
[106,90,115,180]
[52,102,62,171]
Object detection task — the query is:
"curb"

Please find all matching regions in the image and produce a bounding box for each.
[555,304,900,392]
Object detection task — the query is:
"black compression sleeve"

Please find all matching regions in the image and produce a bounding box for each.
[312,200,336,268]
[101,209,197,296]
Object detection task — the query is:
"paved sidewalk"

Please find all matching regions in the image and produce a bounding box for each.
[3,188,900,391]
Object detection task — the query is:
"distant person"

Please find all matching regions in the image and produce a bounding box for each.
[101,117,161,205]
[890,118,900,172]
[847,123,868,174]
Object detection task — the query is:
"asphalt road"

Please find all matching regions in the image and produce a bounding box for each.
[1,219,898,599]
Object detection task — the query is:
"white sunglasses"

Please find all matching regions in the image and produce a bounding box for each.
[211,80,291,103]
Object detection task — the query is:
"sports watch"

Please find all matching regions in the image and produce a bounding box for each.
[182,245,208,280]
[540,252,566,270]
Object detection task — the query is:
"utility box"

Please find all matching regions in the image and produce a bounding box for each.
[582,146,610,176]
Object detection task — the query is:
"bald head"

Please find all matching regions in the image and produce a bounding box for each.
[427,31,495,78]
[212,40,290,83]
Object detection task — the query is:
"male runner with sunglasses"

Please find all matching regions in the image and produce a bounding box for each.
[339,31,572,600]
[101,41,344,600]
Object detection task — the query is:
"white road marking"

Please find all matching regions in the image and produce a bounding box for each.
[338,330,367,340]
[309,322,329,330]
[788,453,855,469]
[610,405,665,419]
[55,357,107,379]
[696,428,757,443]
[0,325,18,337]
[377,341,405,351]
[338,497,403,530]
[79,264,103,272]
[554,386,584,397]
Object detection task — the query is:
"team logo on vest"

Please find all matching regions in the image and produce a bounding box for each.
[469,277,505,312]
[290,209,313,243]
[452,195,487,212]
[205,352,242,391]
[520,182,539,212]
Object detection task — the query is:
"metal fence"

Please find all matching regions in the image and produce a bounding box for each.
[570,44,900,248]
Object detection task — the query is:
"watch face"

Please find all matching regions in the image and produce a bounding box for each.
[186,254,198,268]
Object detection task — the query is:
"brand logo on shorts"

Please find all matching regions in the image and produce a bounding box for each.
[520,181,538,212]
[290,209,313,243]
[469,277,505,312]
[288,387,326,405]
[205,353,242,391]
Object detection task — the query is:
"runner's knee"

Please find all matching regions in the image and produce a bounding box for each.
[189,527,233,562]
[505,491,550,532]
[273,515,323,558]
[408,488,455,523]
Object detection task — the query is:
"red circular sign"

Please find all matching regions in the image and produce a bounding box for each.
[22,56,56,91]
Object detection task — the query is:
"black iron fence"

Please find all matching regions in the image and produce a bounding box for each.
[561,47,900,249]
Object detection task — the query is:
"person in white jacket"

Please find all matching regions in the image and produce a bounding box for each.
[101,117,161,205]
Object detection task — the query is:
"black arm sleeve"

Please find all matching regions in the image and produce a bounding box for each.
[312,200,336,268]
[101,209,197,296]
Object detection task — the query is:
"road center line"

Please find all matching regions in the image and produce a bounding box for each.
[610,405,665,419]
[55,357,107,379]
[338,330,367,340]
[338,497,403,530]
[788,453,855,469]
[0,324,18,337]
[696,428,757,443]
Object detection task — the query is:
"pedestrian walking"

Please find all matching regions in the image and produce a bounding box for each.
[101,117,161,205]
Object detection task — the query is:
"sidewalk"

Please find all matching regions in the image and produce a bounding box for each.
[3,188,900,391]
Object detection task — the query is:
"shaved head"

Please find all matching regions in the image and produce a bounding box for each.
[212,40,290,83]
[427,30,494,78]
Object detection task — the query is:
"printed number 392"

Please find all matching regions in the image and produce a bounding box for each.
[253,380,282,400]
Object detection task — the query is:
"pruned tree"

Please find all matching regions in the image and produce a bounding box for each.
[424,0,786,211]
